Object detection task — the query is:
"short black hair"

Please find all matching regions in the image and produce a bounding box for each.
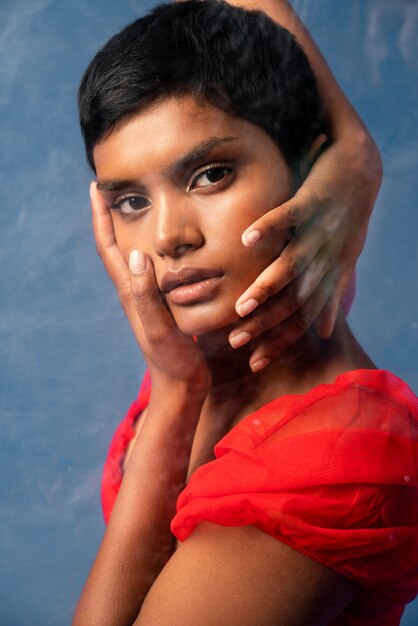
[78,0,325,172]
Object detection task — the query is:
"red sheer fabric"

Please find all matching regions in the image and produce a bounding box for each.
[101,370,151,524]
[101,369,418,624]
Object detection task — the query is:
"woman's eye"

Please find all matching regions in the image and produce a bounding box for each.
[192,165,233,189]
[110,195,149,215]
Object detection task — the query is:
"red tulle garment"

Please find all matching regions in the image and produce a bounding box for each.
[102,369,418,625]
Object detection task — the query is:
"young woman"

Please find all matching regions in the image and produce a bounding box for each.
[73,2,417,625]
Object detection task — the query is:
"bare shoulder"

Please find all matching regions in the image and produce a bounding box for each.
[135,522,359,625]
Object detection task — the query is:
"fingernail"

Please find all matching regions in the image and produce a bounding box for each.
[229,331,252,348]
[251,357,270,373]
[129,250,146,274]
[242,229,261,246]
[237,298,259,317]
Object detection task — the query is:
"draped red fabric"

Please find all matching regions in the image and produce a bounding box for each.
[102,369,418,624]
[101,370,151,524]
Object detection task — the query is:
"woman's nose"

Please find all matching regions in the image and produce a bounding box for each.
[153,201,204,259]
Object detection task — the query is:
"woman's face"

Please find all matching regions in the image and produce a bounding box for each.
[94,95,292,336]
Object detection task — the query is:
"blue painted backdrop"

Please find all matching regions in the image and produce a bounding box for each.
[1,0,417,624]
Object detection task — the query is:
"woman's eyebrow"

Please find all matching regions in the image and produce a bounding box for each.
[164,136,239,175]
[96,136,239,192]
[96,179,139,192]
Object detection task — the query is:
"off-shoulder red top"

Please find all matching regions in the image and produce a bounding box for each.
[101,369,418,625]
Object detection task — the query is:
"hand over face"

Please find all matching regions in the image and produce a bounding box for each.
[90,182,210,393]
[229,133,382,371]
[90,95,381,376]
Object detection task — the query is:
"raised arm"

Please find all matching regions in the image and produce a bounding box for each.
[72,185,210,626]
[231,0,371,140]
[225,0,382,369]
[73,182,359,626]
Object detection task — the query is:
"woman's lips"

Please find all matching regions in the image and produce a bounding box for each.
[167,276,224,305]
[161,267,224,305]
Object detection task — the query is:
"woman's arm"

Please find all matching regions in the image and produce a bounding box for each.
[230,0,370,139]
[72,186,210,626]
[74,183,358,626]
[224,0,382,369]
[74,389,205,626]
[135,522,359,626]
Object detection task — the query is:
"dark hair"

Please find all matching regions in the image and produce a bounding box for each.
[78,0,325,172]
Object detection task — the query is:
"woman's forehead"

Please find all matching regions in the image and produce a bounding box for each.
[93,95,279,180]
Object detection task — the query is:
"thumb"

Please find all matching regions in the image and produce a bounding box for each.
[129,250,172,343]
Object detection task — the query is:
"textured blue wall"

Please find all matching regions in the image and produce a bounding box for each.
[0,0,417,624]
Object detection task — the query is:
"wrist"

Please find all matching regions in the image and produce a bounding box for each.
[149,359,211,396]
[337,129,383,187]
[150,376,209,410]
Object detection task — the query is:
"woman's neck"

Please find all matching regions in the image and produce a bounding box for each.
[196,314,375,425]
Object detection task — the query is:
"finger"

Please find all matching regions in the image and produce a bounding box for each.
[90,181,117,248]
[315,268,353,339]
[313,222,364,340]
[230,254,327,348]
[230,247,330,348]
[236,218,339,317]
[90,182,128,278]
[241,188,318,247]
[129,250,176,345]
[90,182,131,295]
[247,268,337,372]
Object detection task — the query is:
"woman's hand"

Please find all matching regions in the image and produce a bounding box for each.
[90,182,210,393]
[222,0,382,370]
[229,132,382,371]
[74,186,210,626]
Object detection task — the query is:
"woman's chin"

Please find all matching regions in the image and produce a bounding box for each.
[172,304,240,338]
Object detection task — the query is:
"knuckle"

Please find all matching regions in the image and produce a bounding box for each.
[250,317,267,337]
[286,204,302,226]
[259,332,287,356]
[287,286,305,313]
[117,286,131,309]
[266,341,284,359]
[287,255,307,280]
[260,218,276,239]
[257,280,276,301]
[294,313,314,334]
[95,243,105,259]
[132,289,155,310]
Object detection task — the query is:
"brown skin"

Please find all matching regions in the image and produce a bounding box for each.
[95,96,292,340]
[74,2,382,621]
[213,0,383,365]
[94,94,374,409]
[73,95,374,626]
